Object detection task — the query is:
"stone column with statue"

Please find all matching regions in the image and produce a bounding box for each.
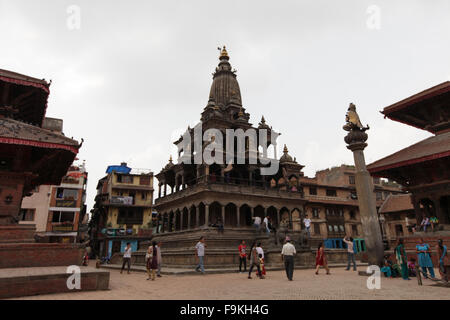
[343,103,384,266]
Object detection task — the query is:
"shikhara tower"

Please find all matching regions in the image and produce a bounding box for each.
[148,47,311,268]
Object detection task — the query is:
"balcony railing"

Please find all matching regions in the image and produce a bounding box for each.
[156,175,305,204]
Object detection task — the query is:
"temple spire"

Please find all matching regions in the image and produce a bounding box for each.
[218,46,229,60]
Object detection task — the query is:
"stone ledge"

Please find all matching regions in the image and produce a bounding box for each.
[0,266,110,299]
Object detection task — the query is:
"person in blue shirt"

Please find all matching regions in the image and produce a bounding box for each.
[436,239,448,282]
[416,238,436,279]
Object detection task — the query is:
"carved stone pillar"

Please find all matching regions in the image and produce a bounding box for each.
[205,203,210,227]
[344,115,384,266]
[222,205,225,226]
[237,208,241,228]
[195,206,200,228]
[180,210,184,231]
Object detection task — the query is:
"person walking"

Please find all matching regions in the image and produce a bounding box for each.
[248,242,264,279]
[253,216,262,233]
[315,242,330,275]
[303,215,311,238]
[120,243,132,274]
[343,236,357,271]
[238,240,247,273]
[195,236,206,274]
[395,238,410,280]
[263,216,270,234]
[437,239,448,282]
[281,236,296,281]
[156,241,163,277]
[146,242,158,281]
[416,237,436,279]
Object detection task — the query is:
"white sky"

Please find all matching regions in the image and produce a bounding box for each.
[1,0,449,211]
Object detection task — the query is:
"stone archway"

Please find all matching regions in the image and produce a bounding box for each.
[225,203,238,227]
[182,207,189,230]
[198,203,205,226]
[254,205,265,219]
[168,211,174,232]
[240,204,252,226]
[189,205,197,229]
[209,202,222,225]
[175,210,181,231]
[267,206,278,227]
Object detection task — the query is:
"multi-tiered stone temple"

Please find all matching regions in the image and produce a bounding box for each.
[149,48,321,269]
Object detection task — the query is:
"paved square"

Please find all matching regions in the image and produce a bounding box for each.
[11,266,449,300]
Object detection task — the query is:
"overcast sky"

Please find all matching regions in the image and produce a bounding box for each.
[1,0,449,211]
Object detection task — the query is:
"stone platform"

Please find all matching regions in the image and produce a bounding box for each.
[0,266,110,299]
[110,227,350,269]
[100,261,368,275]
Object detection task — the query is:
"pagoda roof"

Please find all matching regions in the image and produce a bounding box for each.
[382,81,450,134]
[367,131,450,174]
[0,117,79,154]
[0,68,50,126]
[379,194,414,214]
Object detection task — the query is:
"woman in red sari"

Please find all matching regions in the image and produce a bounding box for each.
[315,242,330,275]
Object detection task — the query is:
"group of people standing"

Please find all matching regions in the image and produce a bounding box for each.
[118,241,163,281]
[237,240,266,279]
[119,233,448,285]
[252,215,274,234]
[380,237,449,283]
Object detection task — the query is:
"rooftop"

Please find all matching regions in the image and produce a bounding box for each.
[379,194,414,214]
[382,81,450,134]
[367,131,450,174]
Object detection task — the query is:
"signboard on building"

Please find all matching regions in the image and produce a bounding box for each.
[110,196,133,205]
[55,199,77,207]
[53,224,74,232]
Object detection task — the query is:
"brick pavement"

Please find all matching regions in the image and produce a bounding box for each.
[10,266,449,300]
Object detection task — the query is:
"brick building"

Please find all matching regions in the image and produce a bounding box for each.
[300,164,403,249]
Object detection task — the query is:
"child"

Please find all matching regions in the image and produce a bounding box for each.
[381,255,394,278]
[258,253,266,278]
[408,257,417,277]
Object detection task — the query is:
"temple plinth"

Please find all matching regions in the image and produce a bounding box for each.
[344,104,384,266]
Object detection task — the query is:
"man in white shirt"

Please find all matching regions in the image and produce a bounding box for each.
[195,236,206,274]
[281,237,296,281]
[120,243,132,274]
[253,216,262,233]
[343,236,356,271]
[303,215,311,238]
[263,216,270,234]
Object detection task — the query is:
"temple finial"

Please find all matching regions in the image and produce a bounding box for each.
[218,46,229,59]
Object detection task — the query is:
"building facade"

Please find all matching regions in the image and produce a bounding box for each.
[300,165,403,249]
[368,82,450,229]
[89,163,154,258]
[20,162,88,243]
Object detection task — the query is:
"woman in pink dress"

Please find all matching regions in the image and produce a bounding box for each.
[315,242,330,275]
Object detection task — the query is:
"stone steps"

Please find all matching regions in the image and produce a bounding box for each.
[100,261,368,275]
